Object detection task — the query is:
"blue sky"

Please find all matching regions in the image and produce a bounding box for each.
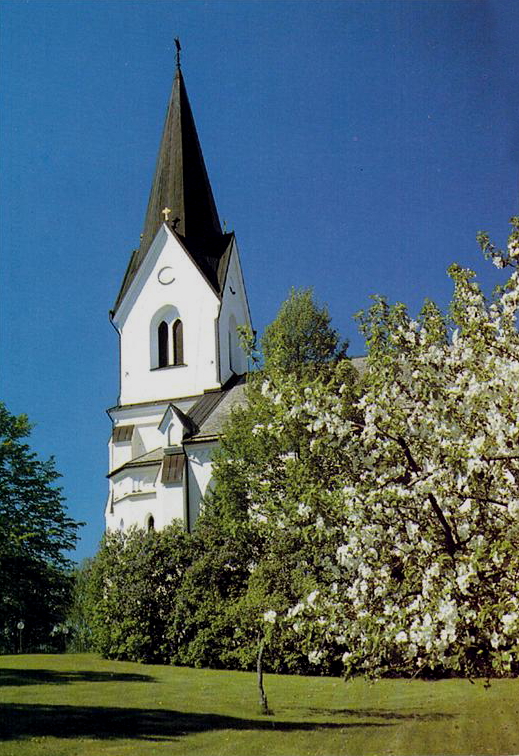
[1,0,518,562]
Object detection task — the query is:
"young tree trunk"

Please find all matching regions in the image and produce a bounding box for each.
[257,634,271,715]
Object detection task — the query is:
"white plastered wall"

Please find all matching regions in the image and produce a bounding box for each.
[110,407,169,470]
[218,240,252,384]
[106,400,197,530]
[105,462,186,533]
[113,226,221,405]
[185,441,216,530]
[111,438,133,471]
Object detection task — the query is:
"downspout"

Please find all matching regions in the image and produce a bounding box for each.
[183,450,190,533]
[214,315,221,386]
[109,309,122,406]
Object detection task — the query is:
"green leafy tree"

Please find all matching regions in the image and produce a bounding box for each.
[87,523,192,663]
[0,403,81,651]
[167,501,258,669]
[66,558,94,652]
[261,287,348,375]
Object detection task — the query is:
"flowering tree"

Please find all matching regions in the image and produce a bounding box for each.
[254,219,519,678]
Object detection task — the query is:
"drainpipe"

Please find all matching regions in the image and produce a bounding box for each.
[183,450,190,533]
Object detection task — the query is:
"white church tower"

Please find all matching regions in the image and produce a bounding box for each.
[105,48,251,533]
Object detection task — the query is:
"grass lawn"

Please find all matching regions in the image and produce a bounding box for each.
[0,654,517,756]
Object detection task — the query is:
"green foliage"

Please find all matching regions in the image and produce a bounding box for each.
[168,504,257,669]
[261,287,348,376]
[0,402,81,652]
[87,523,192,663]
[66,559,94,652]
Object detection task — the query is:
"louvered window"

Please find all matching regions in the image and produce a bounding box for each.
[113,425,134,442]
[161,452,184,484]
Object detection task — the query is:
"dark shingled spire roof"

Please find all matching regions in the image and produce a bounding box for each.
[113,64,233,313]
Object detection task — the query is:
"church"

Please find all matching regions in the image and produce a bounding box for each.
[105,50,251,533]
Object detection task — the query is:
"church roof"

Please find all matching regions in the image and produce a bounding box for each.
[186,375,248,441]
[350,356,367,376]
[112,424,134,442]
[107,447,164,478]
[187,388,228,430]
[113,64,233,313]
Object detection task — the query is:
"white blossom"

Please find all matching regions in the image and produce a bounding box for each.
[308,649,324,664]
[501,612,518,635]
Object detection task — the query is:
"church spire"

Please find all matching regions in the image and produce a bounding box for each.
[139,54,222,256]
[114,46,229,313]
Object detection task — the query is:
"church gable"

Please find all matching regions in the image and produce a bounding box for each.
[112,224,219,328]
[158,403,195,447]
[113,227,222,405]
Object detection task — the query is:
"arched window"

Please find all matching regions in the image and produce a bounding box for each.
[158,321,169,368]
[147,515,155,532]
[150,308,184,370]
[172,319,184,365]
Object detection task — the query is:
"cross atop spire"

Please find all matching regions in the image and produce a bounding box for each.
[174,37,181,69]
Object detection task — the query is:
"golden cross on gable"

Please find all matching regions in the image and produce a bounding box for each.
[162,207,172,222]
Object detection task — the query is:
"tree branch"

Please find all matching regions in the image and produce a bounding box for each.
[394,435,458,558]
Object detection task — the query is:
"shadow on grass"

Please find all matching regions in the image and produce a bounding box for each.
[306,707,454,722]
[0,669,156,687]
[0,703,394,743]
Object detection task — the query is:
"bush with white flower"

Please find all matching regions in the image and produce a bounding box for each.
[253,219,519,678]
